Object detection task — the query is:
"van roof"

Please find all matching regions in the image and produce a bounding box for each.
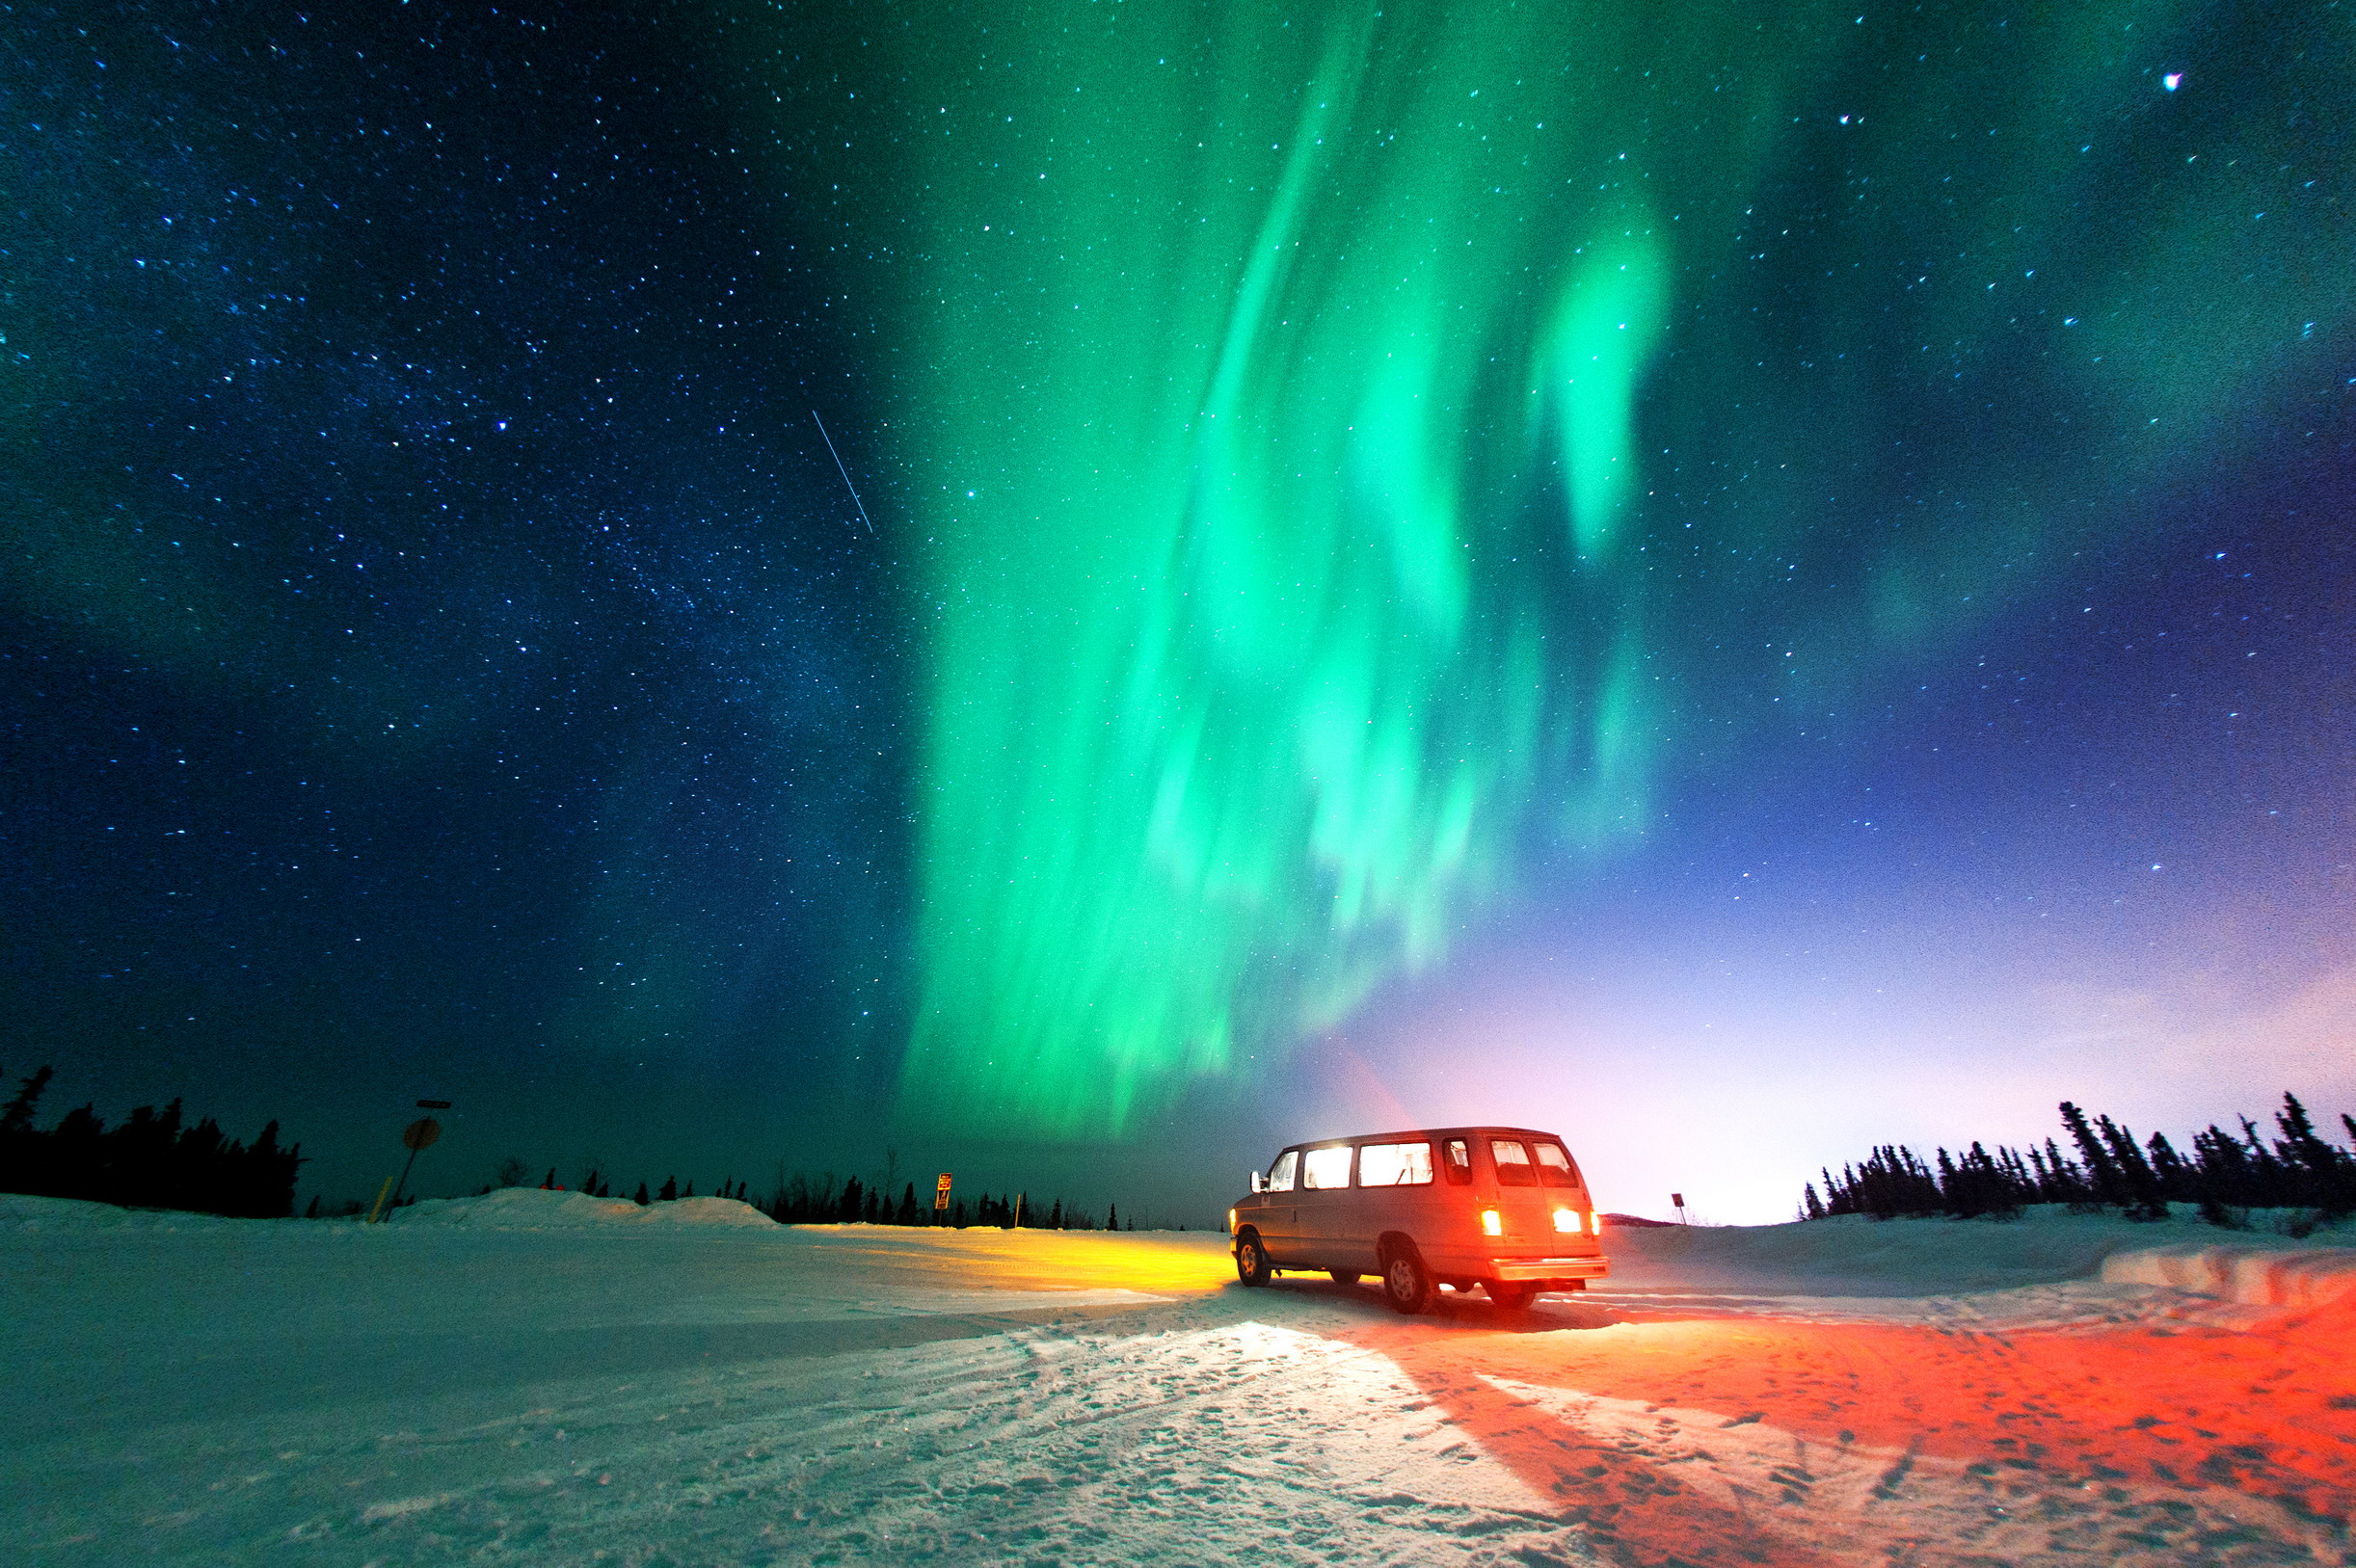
[1284,1127,1567,1148]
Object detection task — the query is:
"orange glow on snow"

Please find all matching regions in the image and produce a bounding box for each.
[1330,1296,2356,1565]
[785,1224,1235,1295]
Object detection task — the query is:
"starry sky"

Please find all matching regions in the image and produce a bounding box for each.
[5,2,2350,1224]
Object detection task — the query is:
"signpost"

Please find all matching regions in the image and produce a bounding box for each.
[1672,1191,1690,1226]
[932,1173,952,1223]
[368,1101,451,1223]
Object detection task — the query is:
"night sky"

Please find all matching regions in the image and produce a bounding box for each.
[5,2,2349,1224]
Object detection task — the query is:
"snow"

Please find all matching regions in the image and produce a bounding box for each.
[4,1189,2351,1565]
[389,1189,782,1230]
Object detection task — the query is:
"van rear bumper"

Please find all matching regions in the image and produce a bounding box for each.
[1486,1255,1610,1282]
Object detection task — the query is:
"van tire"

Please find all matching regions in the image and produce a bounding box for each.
[1380,1244,1433,1314]
[1486,1281,1538,1311]
[1327,1270,1360,1285]
[1235,1231,1272,1288]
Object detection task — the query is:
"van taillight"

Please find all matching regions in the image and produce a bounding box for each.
[1591,1210,1602,1235]
[1480,1209,1502,1236]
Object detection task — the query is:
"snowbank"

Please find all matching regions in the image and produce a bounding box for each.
[0,1188,781,1234]
[0,1193,255,1233]
[387,1187,777,1230]
[2100,1243,2356,1310]
[1597,1205,2354,1297]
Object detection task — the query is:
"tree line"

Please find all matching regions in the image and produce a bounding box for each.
[0,1066,305,1219]
[551,1163,1131,1231]
[0,1062,1137,1231]
[1803,1092,2356,1228]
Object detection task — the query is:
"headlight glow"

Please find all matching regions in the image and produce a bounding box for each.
[1552,1208,1580,1233]
[1228,1208,1237,1234]
[1481,1209,1502,1236]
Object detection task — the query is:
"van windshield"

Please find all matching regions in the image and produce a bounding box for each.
[1490,1139,1537,1186]
[1535,1142,1580,1187]
[1266,1150,1298,1192]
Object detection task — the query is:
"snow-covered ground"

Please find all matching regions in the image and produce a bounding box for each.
[5,1191,2351,1566]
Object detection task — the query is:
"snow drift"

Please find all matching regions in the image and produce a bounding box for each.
[387,1187,778,1230]
[2100,1241,2356,1309]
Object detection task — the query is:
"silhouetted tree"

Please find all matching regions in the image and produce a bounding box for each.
[1807,1093,2355,1226]
[0,1070,302,1218]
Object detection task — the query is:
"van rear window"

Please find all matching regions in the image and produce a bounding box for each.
[1490,1139,1537,1185]
[1357,1141,1433,1186]
[1300,1146,1353,1189]
[1535,1142,1580,1187]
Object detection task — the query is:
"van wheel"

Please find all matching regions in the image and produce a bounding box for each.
[1235,1231,1272,1288]
[1486,1281,1538,1311]
[1381,1246,1432,1314]
[1327,1270,1360,1285]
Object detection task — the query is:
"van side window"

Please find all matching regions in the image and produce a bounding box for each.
[1267,1150,1298,1192]
[1300,1145,1353,1189]
[1490,1139,1537,1186]
[1443,1139,1474,1185]
[1357,1141,1433,1186]
[1535,1142,1580,1187]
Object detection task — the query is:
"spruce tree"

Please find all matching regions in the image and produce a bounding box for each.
[0,1065,52,1138]
[2275,1093,2355,1215]
[2059,1103,2128,1209]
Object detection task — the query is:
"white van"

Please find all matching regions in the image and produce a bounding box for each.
[1227,1126,1607,1312]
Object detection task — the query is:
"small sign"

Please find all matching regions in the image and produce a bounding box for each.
[416,1099,452,1110]
[933,1173,952,1210]
[1672,1192,1685,1208]
[401,1117,442,1152]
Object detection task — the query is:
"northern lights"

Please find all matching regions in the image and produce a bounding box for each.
[812,3,2353,1137]
[3,1,2350,1220]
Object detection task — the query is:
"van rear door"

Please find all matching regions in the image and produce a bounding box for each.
[1486,1135,1555,1244]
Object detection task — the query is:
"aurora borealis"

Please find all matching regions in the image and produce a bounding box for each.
[844,2,2351,1139]
[5,2,2350,1219]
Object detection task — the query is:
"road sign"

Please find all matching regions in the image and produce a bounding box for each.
[933,1173,952,1211]
[371,1116,445,1222]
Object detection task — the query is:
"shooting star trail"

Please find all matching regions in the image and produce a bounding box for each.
[811,410,875,535]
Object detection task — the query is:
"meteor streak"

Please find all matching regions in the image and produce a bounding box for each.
[811,409,873,535]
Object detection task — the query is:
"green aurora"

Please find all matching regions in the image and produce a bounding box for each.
[753,2,2346,1138]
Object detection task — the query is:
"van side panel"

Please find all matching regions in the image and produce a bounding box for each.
[1290,1144,1356,1268]
[1345,1140,1440,1276]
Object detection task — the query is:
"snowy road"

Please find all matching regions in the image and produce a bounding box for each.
[5,1193,2351,1566]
